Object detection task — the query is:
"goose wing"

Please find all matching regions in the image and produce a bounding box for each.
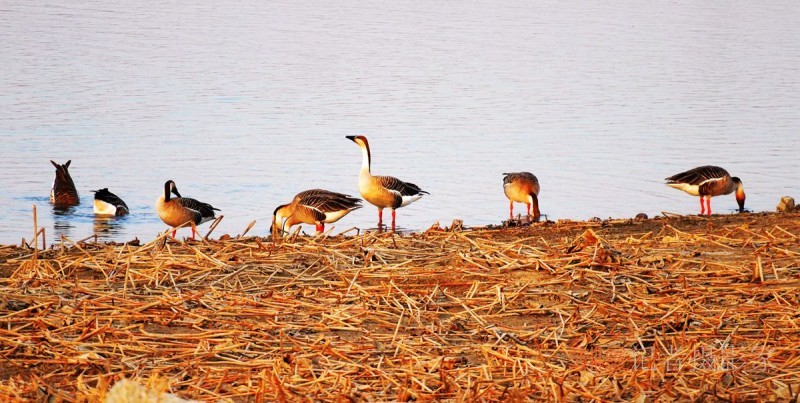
[294,189,356,201]
[93,188,129,210]
[665,166,730,185]
[295,203,327,222]
[299,195,362,214]
[376,175,429,196]
[176,197,219,219]
[502,172,538,186]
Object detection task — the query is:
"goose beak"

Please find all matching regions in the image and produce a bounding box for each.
[345,135,356,142]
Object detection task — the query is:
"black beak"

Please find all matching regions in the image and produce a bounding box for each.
[172,188,182,198]
[345,135,356,142]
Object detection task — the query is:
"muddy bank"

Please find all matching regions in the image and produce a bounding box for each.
[1,212,799,401]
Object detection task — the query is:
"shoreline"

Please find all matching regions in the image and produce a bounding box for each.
[1,211,799,400]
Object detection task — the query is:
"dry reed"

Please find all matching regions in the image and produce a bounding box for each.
[1,212,799,401]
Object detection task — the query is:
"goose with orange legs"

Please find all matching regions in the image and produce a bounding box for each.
[502,172,540,222]
[346,135,428,231]
[156,180,219,238]
[665,165,745,215]
[271,189,362,236]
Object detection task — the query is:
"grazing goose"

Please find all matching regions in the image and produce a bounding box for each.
[272,189,362,236]
[49,160,79,207]
[665,165,745,215]
[92,188,130,216]
[156,180,219,238]
[346,135,428,231]
[502,172,541,222]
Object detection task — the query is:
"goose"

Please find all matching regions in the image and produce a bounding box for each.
[156,180,219,238]
[272,189,362,236]
[92,188,130,216]
[665,165,745,215]
[49,160,79,207]
[502,172,540,221]
[346,135,428,231]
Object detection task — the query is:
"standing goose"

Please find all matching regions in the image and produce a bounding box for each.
[50,160,79,207]
[503,172,541,222]
[665,165,745,215]
[156,180,220,238]
[272,189,362,236]
[92,188,130,216]
[346,135,428,231]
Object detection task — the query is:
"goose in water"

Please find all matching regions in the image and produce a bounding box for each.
[50,160,79,207]
[92,188,130,216]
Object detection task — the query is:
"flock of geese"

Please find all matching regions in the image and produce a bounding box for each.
[49,135,748,239]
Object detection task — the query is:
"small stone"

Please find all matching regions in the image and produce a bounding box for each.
[777,196,795,213]
[635,213,648,221]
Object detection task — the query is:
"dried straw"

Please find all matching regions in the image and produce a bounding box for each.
[0,212,799,401]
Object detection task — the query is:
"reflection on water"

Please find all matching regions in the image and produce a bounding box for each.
[51,203,130,243]
[93,215,128,241]
[51,205,77,242]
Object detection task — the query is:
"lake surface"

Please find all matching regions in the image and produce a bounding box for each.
[1,0,799,245]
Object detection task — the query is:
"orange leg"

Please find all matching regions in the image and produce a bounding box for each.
[526,203,531,217]
[315,223,324,233]
[191,227,196,240]
[706,197,712,215]
[699,197,705,215]
[391,209,397,231]
[377,208,383,228]
[509,201,514,220]
[171,229,177,238]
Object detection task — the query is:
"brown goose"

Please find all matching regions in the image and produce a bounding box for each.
[156,180,219,238]
[346,135,428,231]
[665,165,745,215]
[502,172,540,221]
[272,189,362,236]
[50,160,79,207]
[92,188,130,216]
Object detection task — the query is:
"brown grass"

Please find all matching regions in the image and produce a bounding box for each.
[1,212,800,401]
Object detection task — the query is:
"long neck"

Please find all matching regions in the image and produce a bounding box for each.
[725,179,738,194]
[164,183,172,202]
[278,205,295,233]
[360,143,371,173]
[735,181,745,198]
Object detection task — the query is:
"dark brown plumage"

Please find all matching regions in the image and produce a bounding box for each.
[665,165,745,215]
[50,160,79,207]
[157,180,219,238]
[272,189,362,235]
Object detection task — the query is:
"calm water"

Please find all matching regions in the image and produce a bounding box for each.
[1,1,799,245]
